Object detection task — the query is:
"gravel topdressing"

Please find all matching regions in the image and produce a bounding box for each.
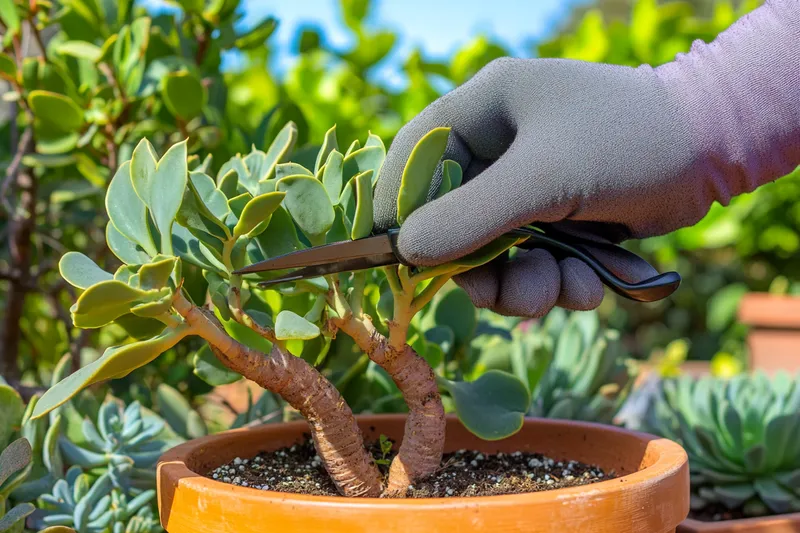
[204,436,615,498]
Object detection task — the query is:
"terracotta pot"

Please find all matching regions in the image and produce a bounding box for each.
[158,415,689,533]
[679,513,800,532]
[739,293,800,374]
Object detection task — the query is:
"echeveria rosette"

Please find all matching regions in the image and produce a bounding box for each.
[646,373,800,517]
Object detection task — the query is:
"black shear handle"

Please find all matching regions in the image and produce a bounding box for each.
[508,226,681,303]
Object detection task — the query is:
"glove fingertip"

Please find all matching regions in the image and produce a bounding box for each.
[453,264,499,309]
[495,249,560,318]
[556,257,604,311]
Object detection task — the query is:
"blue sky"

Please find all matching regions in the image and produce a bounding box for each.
[141,0,587,87]
[243,0,586,86]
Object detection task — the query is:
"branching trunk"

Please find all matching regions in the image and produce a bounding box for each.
[333,314,445,496]
[173,294,383,497]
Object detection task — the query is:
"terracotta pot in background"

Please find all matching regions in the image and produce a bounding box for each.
[679,513,800,532]
[739,293,800,374]
[158,415,689,533]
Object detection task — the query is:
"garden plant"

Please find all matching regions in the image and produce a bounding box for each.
[31,122,538,498]
[646,372,800,520]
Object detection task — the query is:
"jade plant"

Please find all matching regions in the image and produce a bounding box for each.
[32,122,530,498]
[646,373,800,517]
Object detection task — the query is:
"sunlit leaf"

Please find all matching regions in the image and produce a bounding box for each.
[59,252,113,290]
[397,127,450,224]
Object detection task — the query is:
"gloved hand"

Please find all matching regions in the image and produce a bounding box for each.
[373,0,800,317]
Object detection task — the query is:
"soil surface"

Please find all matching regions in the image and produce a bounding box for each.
[204,435,614,497]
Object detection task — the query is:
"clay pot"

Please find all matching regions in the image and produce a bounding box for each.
[739,293,800,374]
[158,415,689,533]
[679,513,800,532]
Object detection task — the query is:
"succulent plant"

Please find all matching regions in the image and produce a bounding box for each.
[154,385,207,440]
[34,466,158,533]
[34,122,533,497]
[470,308,635,424]
[58,400,170,491]
[646,373,800,517]
[0,438,35,533]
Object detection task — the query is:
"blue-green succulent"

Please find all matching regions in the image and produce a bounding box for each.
[646,373,800,517]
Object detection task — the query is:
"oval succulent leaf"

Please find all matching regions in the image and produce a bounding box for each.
[71,280,161,328]
[350,170,374,240]
[137,257,178,290]
[56,41,103,61]
[233,191,286,239]
[275,310,320,340]
[396,127,450,225]
[261,121,298,181]
[106,222,151,265]
[59,252,113,290]
[190,171,229,220]
[440,370,530,440]
[343,145,384,186]
[29,90,84,132]
[0,438,32,487]
[0,502,35,531]
[32,326,190,419]
[151,140,189,255]
[315,124,338,174]
[276,162,313,180]
[162,71,207,120]
[106,161,157,257]
[277,175,335,243]
[130,138,158,207]
[322,150,344,204]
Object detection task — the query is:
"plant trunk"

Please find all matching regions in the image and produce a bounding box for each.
[173,298,382,497]
[1,132,36,381]
[334,316,445,496]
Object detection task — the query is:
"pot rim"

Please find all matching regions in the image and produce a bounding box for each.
[680,512,800,531]
[158,414,686,506]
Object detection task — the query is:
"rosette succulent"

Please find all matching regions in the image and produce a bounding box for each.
[646,373,800,517]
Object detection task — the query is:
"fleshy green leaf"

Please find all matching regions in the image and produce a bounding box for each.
[0,0,20,35]
[0,438,31,487]
[32,327,190,419]
[275,310,320,340]
[29,90,84,132]
[151,140,189,255]
[261,121,298,180]
[444,159,463,188]
[190,171,229,220]
[106,161,157,257]
[138,257,178,290]
[71,280,159,328]
[233,192,286,238]
[276,162,313,180]
[162,71,207,120]
[106,222,150,265]
[193,344,240,386]
[113,313,166,340]
[59,252,113,290]
[351,170,374,240]
[0,53,15,79]
[0,386,23,450]
[315,124,338,174]
[396,127,450,224]
[234,16,278,49]
[0,502,35,531]
[57,41,103,61]
[277,175,335,243]
[322,150,344,204]
[440,370,530,440]
[343,145,384,186]
[130,138,158,208]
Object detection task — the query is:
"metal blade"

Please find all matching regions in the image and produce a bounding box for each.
[257,253,399,287]
[233,233,397,275]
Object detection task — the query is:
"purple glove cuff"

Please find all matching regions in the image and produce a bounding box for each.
[653,0,800,204]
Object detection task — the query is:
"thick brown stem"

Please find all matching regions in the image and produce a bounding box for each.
[173,294,382,497]
[334,315,445,496]
[1,132,36,380]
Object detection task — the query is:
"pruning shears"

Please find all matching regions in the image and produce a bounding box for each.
[233,224,681,303]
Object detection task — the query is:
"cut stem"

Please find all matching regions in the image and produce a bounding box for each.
[174,292,382,497]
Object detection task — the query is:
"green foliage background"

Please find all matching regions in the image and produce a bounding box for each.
[0,0,797,406]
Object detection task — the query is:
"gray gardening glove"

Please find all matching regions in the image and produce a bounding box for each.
[374,0,800,317]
